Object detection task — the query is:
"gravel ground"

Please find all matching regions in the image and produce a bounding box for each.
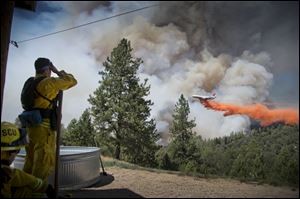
[69,166,299,198]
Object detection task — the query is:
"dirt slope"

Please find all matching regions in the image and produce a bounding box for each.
[69,166,299,198]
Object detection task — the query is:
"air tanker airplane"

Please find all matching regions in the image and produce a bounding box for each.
[192,93,216,109]
[192,93,216,101]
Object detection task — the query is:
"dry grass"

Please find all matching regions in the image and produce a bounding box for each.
[67,156,299,198]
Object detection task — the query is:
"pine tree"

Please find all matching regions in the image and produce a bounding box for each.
[273,145,299,185]
[88,38,159,166]
[155,147,175,170]
[169,94,196,166]
[62,109,95,146]
[76,109,95,146]
[62,118,78,146]
[230,139,264,180]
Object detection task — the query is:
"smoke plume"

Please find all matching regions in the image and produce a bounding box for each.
[57,1,298,144]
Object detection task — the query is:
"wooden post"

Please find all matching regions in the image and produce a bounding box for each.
[54,90,63,198]
[1,1,15,117]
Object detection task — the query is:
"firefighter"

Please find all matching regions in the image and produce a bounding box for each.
[1,121,56,198]
[20,57,77,181]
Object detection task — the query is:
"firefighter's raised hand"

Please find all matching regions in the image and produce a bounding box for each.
[49,62,63,77]
[49,62,59,73]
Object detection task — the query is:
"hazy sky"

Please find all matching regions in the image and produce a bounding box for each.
[3,1,299,143]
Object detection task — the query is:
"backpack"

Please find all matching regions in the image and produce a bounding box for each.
[21,76,47,111]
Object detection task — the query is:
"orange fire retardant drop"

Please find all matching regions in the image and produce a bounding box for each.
[201,101,299,126]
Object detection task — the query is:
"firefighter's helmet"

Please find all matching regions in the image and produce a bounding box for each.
[1,121,28,151]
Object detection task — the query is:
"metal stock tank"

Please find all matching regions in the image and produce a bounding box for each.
[13,146,101,190]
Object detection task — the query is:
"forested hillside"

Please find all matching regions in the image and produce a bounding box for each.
[156,123,299,187]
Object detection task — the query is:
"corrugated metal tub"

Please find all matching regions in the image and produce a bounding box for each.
[13,146,101,190]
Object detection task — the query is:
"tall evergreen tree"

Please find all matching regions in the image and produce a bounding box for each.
[62,118,78,146]
[230,139,264,180]
[169,94,196,166]
[76,109,95,146]
[88,38,158,166]
[62,109,95,146]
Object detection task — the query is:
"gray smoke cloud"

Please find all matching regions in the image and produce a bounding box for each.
[153,2,298,66]
[60,1,298,145]
[62,1,112,16]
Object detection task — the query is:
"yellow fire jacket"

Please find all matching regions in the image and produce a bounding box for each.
[34,70,77,109]
[33,71,77,128]
[1,164,48,198]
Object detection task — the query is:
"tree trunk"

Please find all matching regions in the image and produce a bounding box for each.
[115,143,120,160]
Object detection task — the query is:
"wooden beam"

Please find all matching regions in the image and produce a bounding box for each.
[1,1,15,117]
[1,1,36,117]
